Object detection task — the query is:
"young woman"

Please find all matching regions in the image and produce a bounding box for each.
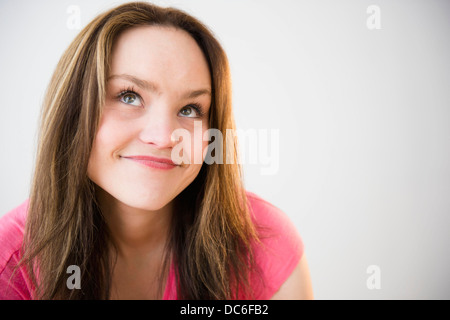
[0,2,313,300]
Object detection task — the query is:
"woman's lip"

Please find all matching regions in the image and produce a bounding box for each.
[121,155,179,169]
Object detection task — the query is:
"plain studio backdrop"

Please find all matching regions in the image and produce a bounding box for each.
[1,0,449,299]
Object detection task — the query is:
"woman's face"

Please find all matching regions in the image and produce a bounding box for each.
[87,26,211,211]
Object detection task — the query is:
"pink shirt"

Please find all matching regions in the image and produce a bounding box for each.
[0,192,303,299]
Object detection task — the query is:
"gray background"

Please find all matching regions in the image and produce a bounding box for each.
[1,0,449,299]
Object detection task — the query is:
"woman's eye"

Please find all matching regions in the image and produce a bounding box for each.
[179,105,200,118]
[120,92,142,106]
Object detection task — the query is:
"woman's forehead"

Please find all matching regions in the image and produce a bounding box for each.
[109,25,211,91]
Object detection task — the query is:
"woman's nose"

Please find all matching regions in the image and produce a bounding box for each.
[138,105,178,149]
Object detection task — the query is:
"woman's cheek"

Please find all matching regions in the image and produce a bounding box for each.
[170,120,210,165]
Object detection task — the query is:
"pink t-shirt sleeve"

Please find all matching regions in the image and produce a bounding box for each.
[0,200,33,300]
[245,192,304,299]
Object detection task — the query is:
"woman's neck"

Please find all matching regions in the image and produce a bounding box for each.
[95,188,174,299]
[96,188,173,261]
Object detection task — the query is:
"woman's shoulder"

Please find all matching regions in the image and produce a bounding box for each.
[0,200,32,299]
[0,200,28,264]
[244,191,304,299]
[245,190,302,242]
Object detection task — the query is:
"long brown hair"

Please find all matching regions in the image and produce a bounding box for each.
[20,2,259,299]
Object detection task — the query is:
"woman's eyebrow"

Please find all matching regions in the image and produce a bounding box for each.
[107,74,159,92]
[185,88,211,99]
[107,73,211,98]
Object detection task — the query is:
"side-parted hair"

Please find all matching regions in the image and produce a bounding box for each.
[20,1,259,299]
